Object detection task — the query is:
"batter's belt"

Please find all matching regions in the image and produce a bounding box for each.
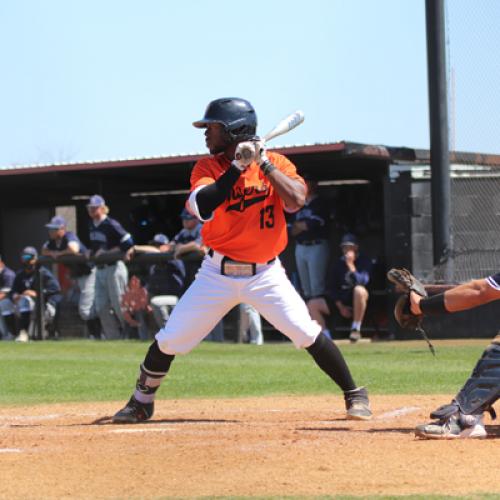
[207,249,276,277]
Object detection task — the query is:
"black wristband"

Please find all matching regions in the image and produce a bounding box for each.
[420,293,448,316]
[260,160,277,176]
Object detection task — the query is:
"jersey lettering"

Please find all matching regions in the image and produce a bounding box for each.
[226,184,270,213]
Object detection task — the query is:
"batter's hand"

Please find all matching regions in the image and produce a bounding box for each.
[253,139,268,166]
[233,141,256,171]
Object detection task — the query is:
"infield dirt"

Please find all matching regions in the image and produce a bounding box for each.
[0,395,499,499]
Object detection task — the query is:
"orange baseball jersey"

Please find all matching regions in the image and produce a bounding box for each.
[190,152,305,263]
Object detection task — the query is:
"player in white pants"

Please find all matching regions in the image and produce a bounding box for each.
[113,97,371,423]
[239,303,263,345]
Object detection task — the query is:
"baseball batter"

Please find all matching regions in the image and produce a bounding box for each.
[113,97,371,423]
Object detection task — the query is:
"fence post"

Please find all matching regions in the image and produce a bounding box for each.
[34,264,45,341]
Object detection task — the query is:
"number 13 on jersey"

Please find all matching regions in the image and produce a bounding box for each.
[260,205,275,229]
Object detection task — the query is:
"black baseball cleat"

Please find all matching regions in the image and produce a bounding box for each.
[112,396,154,424]
[344,387,372,420]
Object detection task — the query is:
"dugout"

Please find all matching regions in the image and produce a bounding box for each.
[0,142,498,340]
[0,142,393,270]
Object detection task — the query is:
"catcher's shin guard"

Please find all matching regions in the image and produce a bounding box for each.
[431,344,500,419]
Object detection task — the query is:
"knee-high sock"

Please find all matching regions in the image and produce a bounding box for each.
[306,333,356,392]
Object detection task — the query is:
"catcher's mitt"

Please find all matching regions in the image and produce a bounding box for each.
[386,268,428,297]
[387,268,435,356]
[387,268,427,329]
[393,294,424,331]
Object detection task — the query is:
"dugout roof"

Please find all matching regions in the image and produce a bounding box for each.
[0,142,402,206]
[1,141,499,207]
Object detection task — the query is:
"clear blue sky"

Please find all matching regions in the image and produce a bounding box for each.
[0,0,498,167]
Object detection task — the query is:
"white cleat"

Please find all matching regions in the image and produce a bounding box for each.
[415,415,487,440]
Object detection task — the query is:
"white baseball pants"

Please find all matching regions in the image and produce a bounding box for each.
[155,251,321,354]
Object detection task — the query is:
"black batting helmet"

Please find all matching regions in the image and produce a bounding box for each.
[193,97,257,141]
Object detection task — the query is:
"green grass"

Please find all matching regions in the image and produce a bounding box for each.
[0,339,486,406]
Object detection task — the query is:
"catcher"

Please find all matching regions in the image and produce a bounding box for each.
[388,268,500,439]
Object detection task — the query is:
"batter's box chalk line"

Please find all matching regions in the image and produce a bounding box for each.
[108,427,179,434]
[375,406,421,420]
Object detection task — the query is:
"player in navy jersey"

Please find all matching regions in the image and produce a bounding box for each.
[42,215,101,339]
[0,255,16,340]
[289,175,331,338]
[172,208,206,291]
[87,195,134,340]
[4,247,62,342]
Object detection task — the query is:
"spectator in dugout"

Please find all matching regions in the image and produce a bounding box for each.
[41,215,102,339]
[87,194,134,340]
[289,173,331,337]
[0,254,16,340]
[3,246,62,342]
[172,208,207,291]
[329,234,373,342]
[172,208,224,341]
[307,233,373,343]
[132,233,186,330]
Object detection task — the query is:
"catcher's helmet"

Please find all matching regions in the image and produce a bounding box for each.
[193,98,257,141]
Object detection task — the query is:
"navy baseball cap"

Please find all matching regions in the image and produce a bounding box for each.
[87,194,106,207]
[153,233,169,245]
[180,208,196,220]
[45,215,67,230]
[340,233,358,247]
[21,246,38,260]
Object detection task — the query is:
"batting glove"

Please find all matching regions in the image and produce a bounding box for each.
[233,141,256,171]
[253,140,268,166]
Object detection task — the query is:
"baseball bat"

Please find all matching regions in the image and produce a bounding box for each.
[263,110,305,143]
[235,110,305,163]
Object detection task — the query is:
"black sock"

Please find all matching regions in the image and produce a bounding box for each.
[306,333,356,392]
[143,340,175,374]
